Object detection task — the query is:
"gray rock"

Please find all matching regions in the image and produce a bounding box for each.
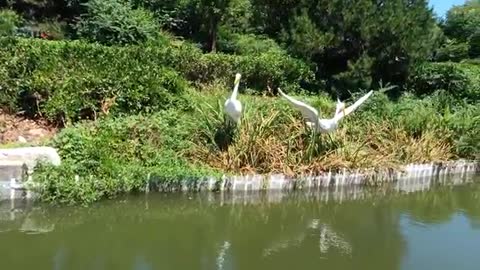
[0,147,61,168]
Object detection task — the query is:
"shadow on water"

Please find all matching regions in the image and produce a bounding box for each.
[0,173,479,270]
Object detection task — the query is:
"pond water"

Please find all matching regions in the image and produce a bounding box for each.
[0,175,479,270]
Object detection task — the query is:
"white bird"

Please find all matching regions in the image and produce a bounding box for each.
[224,73,242,124]
[278,88,373,133]
[10,178,25,190]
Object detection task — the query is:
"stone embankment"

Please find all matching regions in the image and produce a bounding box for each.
[0,146,479,201]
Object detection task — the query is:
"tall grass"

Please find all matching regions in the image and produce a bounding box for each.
[188,86,461,175]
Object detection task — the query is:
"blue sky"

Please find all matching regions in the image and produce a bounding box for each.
[429,0,466,17]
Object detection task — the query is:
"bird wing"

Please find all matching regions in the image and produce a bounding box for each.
[278,88,319,123]
[335,90,373,120]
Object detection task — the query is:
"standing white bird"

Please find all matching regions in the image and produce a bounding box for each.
[277,88,373,133]
[224,73,242,124]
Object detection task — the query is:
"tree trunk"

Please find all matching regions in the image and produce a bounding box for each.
[209,15,217,52]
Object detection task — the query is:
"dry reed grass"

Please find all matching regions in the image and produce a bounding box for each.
[188,86,456,176]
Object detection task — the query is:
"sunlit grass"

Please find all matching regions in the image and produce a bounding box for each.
[188,85,462,176]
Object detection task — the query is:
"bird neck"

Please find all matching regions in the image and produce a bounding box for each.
[231,82,240,100]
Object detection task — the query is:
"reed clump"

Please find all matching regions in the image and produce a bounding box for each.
[190,87,461,176]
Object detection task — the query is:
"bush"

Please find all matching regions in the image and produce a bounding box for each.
[408,62,467,96]
[215,30,315,92]
[469,30,480,59]
[458,62,480,101]
[0,38,188,123]
[434,40,470,62]
[34,111,218,204]
[444,104,480,160]
[76,0,160,45]
[185,51,314,91]
[217,30,283,55]
[0,37,313,119]
[0,9,23,36]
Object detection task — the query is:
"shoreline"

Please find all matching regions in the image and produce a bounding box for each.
[1,157,478,202]
[146,160,480,193]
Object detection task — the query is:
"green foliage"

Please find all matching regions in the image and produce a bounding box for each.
[357,90,479,160]
[443,103,480,159]
[0,38,188,122]
[129,0,197,36]
[252,0,440,91]
[407,62,480,101]
[0,9,23,36]
[434,39,470,62]
[0,37,313,120]
[408,62,467,96]
[34,110,219,204]
[469,30,480,58]
[213,30,315,90]
[332,54,374,95]
[76,0,160,45]
[184,50,314,91]
[217,30,282,55]
[222,0,253,34]
[134,0,234,51]
[443,1,480,42]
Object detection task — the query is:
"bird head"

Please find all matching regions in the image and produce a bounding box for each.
[335,99,346,117]
[234,73,242,86]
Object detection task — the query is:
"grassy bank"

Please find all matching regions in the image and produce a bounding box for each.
[0,37,479,205]
[33,85,479,204]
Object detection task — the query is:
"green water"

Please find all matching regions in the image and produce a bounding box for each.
[1,176,479,270]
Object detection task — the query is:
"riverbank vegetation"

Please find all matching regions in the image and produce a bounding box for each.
[1,0,479,204]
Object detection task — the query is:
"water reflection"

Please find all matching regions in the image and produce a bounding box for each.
[0,174,478,270]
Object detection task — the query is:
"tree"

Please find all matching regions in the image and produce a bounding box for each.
[130,0,232,52]
[199,0,232,52]
[252,0,439,94]
[0,9,23,36]
[443,0,480,42]
[0,0,88,21]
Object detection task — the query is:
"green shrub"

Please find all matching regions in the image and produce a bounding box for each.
[457,62,480,101]
[434,40,470,62]
[34,110,218,204]
[183,50,314,91]
[217,30,283,55]
[407,62,473,99]
[76,0,160,45]
[0,9,23,36]
[469,30,480,59]
[0,37,313,119]
[0,38,188,122]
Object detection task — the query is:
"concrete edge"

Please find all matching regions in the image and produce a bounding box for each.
[145,160,480,193]
[1,159,479,197]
